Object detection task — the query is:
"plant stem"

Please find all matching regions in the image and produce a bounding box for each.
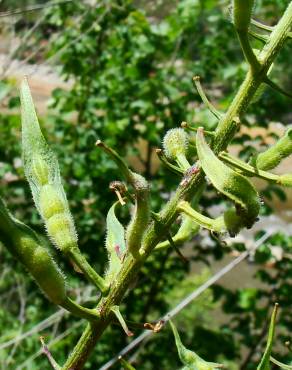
[61,297,100,322]
[61,3,292,369]
[176,153,191,171]
[236,31,261,73]
[69,247,109,295]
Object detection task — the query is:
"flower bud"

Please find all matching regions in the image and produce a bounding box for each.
[196,128,260,229]
[163,128,190,170]
[163,128,188,160]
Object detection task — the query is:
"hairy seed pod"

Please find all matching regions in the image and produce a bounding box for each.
[223,208,244,237]
[255,128,292,171]
[232,0,255,32]
[31,154,49,186]
[163,128,190,170]
[196,128,260,229]
[170,321,223,369]
[30,247,66,304]
[39,185,65,219]
[0,199,66,305]
[278,174,292,187]
[105,202,126,282]
[20,78,78,252]
[126,173,150,259]
[46,213,77,253]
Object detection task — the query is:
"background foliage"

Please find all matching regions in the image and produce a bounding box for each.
[0,0,291,369]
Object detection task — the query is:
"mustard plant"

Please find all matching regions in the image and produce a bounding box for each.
[1,1,292,369]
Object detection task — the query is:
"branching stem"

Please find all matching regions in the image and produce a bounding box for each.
[61,3,292,369]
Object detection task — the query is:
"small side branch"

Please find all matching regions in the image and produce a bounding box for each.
[155,149,184,175]
[40,336,61,370]
[192,76,223,120]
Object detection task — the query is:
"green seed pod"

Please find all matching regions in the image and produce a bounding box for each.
[0,199,66,305]
[30,246,66,305]
[46,213,77,253]
[0,199,108,315]
[31,154,49,186]
[20,78,78,252]
[170,320,224,369]
[232,0,255,32]
[255,128,292,171]
[223,208,245,237]
[163,128,190,170]
[126,173,150,259]
[105,202,126,282]
[278,174,292,187]
[39,184,65,219]
[196,128,260,228]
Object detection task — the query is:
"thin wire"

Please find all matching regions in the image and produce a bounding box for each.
[0,309,66,351]
[0,0,72,17]
[2,10,47,75]
[44,5,110,67]
[0,290,95,350]
[99,231,273,370]
[23,2,110,77]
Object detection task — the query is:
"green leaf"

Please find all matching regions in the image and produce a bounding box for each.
[196,127,260,229]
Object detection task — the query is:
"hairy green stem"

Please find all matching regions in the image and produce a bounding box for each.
[176,153,191,171]
[237,30,261,73]
[219,152,280,182]
[62,297,100,322]
[177,201,225,233]
[69,247,109,295]
[61,3,292,369]
[193,75,223,119]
